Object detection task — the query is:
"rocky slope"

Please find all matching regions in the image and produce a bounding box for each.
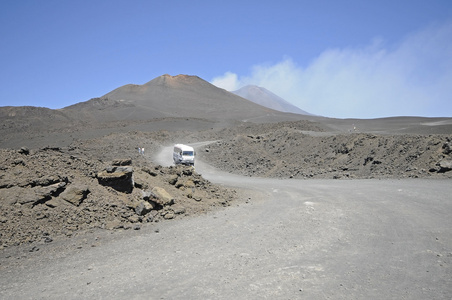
[200,122,452,179]
[0,132,237,249]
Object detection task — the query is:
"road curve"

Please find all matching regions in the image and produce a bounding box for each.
[1,144,451,299]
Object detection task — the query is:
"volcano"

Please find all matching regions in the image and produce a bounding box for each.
[63,74,296,123]
[232,85,312,115]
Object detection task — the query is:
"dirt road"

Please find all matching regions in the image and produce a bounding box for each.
[1,144,451,299]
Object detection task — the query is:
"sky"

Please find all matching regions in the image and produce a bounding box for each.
[1,0,451,119]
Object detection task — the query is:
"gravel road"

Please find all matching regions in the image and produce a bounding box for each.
[0,144,451,299]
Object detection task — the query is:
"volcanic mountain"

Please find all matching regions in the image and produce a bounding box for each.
[1,74,452,150]
[232,85,312,115]
[64,74,297,124]
[0,74,308,148]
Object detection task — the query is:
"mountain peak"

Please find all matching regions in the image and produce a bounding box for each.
[161,74,198,79]
[161,74,199,81]
[144,74,207,88]
[232,85,312,115]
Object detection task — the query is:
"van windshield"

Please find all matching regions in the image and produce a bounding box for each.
[182,151,194,156]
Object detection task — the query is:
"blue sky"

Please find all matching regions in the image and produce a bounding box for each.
[1,0,451,118]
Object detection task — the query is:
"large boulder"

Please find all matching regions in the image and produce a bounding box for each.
[59,185,90,206]
[152,187,174,206]
[97,166,134,193]
[134,171,153,190]
[17,182,67,206]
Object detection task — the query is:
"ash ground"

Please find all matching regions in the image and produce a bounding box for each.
[0,116,451,299]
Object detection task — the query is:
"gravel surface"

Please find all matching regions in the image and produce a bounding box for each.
[1,148,451,299]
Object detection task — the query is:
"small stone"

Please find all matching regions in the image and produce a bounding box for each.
[168,175,178,185]
[128,215,140,223]
[173,206,186,215]
[43,236,53,243]
[112,158,132,166]
[29,246,39,252]
[18,147,30,155]
[163,213,175,220]
[135,200,153,216]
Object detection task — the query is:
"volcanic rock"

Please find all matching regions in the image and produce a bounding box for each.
[112,158,132,166]
[60,185,90,206]
[152,187,174,206]
[135,200,154,216]
[438,159,452,173]
[97,166,134,193]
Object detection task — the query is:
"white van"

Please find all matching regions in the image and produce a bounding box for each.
[173,144,195,166]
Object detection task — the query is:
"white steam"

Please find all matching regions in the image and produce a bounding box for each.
[211,22,452,118]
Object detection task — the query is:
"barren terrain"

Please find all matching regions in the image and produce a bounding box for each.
[1,74,451,298]
[200,121,452,179]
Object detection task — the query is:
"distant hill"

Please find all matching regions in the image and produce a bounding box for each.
[0,106,74,132]
[232,85,312,115]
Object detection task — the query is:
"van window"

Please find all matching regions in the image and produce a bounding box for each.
[182,151,194,156]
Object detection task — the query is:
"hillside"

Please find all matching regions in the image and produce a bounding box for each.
[64,74,293,123]
[232,85,312,115]
[0,74,307,149]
